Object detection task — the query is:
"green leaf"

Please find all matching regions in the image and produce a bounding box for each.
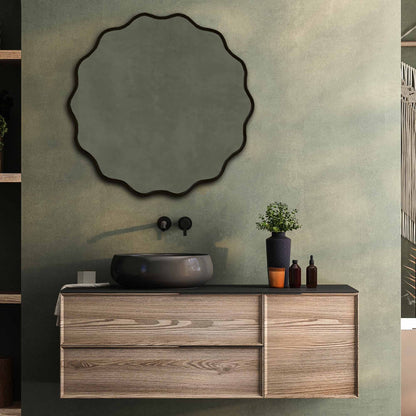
[256,201,301,233]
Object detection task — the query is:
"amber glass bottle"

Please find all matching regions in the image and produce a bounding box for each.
[306,255,317,288]
[289,260,301,288]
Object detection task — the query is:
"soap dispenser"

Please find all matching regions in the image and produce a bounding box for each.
[306,255,317,288]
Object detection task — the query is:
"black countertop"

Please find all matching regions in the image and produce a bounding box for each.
[61,284,358,294]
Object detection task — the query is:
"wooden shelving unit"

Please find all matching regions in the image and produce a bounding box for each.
[0,402,21,416]
[0,292,21,305]
[0,5,22,413]
[0,174,21,183]
[0,51,21,61]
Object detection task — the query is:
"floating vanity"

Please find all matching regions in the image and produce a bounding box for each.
[59,285,358,399]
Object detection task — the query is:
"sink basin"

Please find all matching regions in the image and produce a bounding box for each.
[111,253,213,288]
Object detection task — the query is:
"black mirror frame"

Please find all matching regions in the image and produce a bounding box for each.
[67,12,255,197]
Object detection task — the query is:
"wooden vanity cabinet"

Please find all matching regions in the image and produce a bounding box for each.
[60,287,358,399]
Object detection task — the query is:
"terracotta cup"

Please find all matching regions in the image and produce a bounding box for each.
[268,267,285,288]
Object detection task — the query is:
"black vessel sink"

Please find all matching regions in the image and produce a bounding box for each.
[111,253,213,289]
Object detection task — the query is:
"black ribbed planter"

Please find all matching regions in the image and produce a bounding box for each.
[266,232,291,288]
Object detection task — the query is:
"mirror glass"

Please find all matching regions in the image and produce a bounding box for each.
[69,14,254,196]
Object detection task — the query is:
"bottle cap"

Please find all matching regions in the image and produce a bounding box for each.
[309,255,314,265]
[292,260,298,264]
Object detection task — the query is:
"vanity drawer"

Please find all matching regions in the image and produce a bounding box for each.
[61,347,261,398]
[61,294,261,347]
[264,294,358,398]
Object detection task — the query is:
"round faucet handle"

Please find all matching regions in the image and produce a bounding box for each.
[157,216,172,232]
[178,216,192,236]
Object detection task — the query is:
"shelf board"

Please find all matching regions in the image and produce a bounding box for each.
[0,174,21,183]
[0,292,21,304]
[0,51,21,60]
[0,402,21,416]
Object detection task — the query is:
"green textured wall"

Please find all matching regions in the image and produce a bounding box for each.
[21,1,400,415]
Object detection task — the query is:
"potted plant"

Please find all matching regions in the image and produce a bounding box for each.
[256,202,301,287]
[0,115,7,173]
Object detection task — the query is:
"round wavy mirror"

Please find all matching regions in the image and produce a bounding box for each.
[68,13,254,197]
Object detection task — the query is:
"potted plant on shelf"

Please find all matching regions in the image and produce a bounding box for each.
[256,202,301,288]
[0,115,7,173]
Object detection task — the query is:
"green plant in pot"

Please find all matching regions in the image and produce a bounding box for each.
[257,202,301,288]
[0,115,7,173]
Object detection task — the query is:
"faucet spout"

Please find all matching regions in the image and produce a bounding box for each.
[157,216,172,232]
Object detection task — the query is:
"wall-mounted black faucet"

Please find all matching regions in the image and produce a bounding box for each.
[157,216,172,232]
[157,216,192,236]
[178,216,192,236]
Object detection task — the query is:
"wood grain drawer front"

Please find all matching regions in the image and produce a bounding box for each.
[265,295,358,398]
[61,347,261,398]
[61,294,261,347]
